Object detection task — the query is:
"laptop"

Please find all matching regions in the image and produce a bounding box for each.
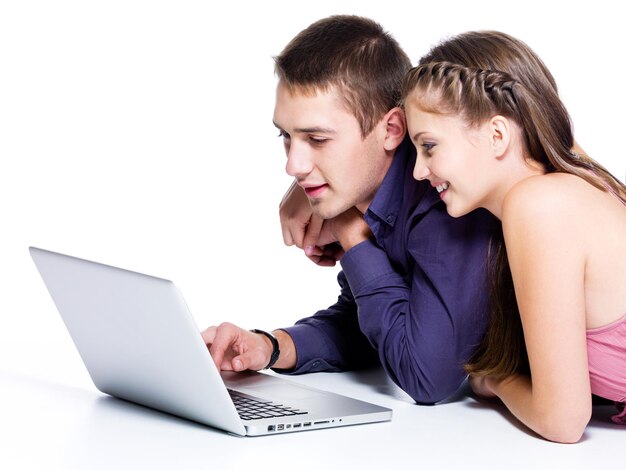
[29,246,392,436]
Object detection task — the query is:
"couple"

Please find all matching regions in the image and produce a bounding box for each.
[202,15,626,443]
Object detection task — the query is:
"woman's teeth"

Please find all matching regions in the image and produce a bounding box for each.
[436,182,449,193]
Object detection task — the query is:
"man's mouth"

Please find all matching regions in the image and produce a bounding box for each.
[303,184,329,198]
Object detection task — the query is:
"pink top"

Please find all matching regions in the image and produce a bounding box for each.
[587,314,626,424]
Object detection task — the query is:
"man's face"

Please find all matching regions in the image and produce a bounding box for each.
[273,82,390,219]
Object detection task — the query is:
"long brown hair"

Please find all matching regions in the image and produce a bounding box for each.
[401,31,626,379]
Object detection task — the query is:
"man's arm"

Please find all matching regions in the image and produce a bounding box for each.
[339,206,496,404]
[202,272,379,374]
[278,270,380,373]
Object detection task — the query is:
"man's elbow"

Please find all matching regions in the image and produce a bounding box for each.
[403,378,463,405]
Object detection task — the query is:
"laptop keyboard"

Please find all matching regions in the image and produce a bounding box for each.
[228,389,309,421]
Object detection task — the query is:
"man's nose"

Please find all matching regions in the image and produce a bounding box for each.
[285,142,314,178]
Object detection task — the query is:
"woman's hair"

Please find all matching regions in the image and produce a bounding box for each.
[274,15,411,137]
[401,31,626,379]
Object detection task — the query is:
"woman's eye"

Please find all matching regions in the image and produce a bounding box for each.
[421,142,435,151]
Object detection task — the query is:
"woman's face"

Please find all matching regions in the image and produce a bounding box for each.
[405,97,498,218]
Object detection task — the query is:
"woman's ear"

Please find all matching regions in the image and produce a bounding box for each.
[382,107,406,151]
[489,115,512,159]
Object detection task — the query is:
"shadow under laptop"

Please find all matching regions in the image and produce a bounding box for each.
[92,394,213,431]
[63,394,242,468]
[62,383,377,468]
[1,369,253,467]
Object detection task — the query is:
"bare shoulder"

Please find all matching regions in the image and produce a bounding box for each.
[504,173,588,203]
[502,173,585,226]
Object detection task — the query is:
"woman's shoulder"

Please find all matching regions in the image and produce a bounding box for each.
[504,172,580,207]
[502,173,588,230]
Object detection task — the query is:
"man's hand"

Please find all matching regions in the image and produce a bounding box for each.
[279,180,344,266]
[302,219,345,266]
[325,207,372,252]
[279,180,313,249]
[202,323,273,372]
[202,323,297,372]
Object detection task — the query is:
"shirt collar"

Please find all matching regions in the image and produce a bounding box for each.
[366,136,440,228]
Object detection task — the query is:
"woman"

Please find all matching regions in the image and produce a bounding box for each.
[401,31,626,443]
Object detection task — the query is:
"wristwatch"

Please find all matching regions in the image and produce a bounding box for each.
[250,329,280,369]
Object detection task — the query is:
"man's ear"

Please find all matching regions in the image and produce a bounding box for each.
[382,107,406,151]
[489,115,512,159]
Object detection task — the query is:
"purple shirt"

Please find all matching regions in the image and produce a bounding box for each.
[279,138,499,404]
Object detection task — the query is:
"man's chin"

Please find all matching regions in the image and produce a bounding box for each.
[311,203,346,220]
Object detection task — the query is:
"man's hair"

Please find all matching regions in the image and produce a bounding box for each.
[274,15,411,137]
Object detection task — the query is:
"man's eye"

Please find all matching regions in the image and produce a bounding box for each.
[309,136,328,144]
[277,130,290,140]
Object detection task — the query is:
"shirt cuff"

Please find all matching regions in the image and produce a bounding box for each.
[276,324,340,374]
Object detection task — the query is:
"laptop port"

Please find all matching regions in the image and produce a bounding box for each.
[267,425,276,432]
[303,422,311,427]
[293,423,302,428]
[277,424,284,431]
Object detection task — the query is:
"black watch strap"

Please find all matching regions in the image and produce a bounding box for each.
[250,329,280,369]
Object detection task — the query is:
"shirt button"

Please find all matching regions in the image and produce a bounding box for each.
[386,215,394,224]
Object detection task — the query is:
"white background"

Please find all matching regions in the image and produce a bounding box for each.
[1,0,625,406]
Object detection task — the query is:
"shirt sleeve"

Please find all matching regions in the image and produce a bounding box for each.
[340,206,495,404]
[277,271,380,375]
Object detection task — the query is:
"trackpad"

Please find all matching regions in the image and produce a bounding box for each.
[222,371,322,402]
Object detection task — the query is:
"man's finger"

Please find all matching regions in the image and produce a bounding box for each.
[200,326,216,345]
[302,215,324,250]
[207,323,238,371]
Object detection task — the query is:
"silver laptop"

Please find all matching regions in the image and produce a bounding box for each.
[29,247,392,436]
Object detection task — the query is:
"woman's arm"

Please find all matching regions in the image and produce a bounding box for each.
[493,176,592,443]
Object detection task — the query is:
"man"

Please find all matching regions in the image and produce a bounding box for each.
[202,15,498,404]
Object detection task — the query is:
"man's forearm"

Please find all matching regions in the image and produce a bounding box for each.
[275,271,379,375]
